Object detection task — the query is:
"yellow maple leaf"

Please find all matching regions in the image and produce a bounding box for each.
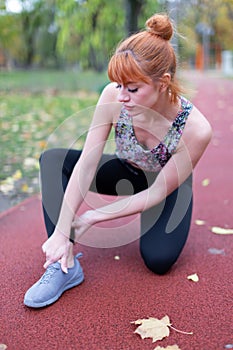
[154,345,181,350]
[211,226,233,235]
[187,273,199,282]
[132,316,193,343]
[132,316,170,343]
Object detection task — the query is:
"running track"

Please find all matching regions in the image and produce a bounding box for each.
[0,72,232,350]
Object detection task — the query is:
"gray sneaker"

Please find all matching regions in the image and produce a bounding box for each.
[24,253,84,308]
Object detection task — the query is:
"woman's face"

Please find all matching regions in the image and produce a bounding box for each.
[116,80,161,115]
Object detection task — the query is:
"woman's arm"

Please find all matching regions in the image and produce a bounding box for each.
[42,83,120,270]
[56,84,121,234]
[73,108,212,234]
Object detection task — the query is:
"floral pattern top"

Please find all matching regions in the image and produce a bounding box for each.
[115,96,193,172]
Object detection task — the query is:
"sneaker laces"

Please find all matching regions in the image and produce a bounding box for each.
[40,263,60,285]
[39,253,83,285]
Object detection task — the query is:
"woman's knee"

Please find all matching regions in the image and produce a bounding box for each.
[140,251,176,275]
[39,148,65,166]
[39,148,76,178]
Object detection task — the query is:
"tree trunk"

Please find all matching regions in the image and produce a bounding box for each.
[22,12,35,67]
[125,0,145,35]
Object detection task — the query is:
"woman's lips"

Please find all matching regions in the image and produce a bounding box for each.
[123,105,134,110]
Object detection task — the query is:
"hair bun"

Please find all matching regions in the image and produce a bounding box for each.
[146,14,173,41]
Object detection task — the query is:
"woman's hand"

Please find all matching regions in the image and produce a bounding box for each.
[71,210,94,241]
[42,229,72,273]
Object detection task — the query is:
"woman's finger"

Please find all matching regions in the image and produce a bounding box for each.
[60,254,68,274]
[43,258,54,269]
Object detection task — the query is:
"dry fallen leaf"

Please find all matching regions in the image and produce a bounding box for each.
[195,219,206,226]
[12,169,22,180]
[211,227,233,235]
[132,316,170,343]
[0,345,7,350]
[23,157,39,170]
[38,140,47,149]
[208,248,225,255]
[154,345,181,350]
[132,315,193,343]
[187,273,199,282]
[21,183,29,193]
[0,181,14,194]
[201,178,210,186]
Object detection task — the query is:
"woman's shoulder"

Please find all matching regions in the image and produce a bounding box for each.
[95,82,122,124]
[184,102,212,145]
[97,82,119,104]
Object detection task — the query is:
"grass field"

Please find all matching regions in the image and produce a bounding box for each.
[0,69,109,204]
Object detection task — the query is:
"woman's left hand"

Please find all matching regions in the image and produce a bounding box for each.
[71,210,94,242]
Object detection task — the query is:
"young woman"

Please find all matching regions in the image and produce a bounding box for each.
[24,13,212,308]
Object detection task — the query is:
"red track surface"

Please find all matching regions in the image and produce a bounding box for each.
[0,72,232,350]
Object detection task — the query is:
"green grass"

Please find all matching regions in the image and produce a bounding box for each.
[0,69,109,93]
[0,69,109,201]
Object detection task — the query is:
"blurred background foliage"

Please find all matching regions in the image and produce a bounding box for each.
[0,0,232,70]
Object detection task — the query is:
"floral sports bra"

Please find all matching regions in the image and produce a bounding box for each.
[115,96,193,172]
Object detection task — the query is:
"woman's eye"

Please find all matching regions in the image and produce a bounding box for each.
[115,84,138,93]
[128,88,138,93]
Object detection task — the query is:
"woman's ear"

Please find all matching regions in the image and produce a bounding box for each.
[159,73,171,92]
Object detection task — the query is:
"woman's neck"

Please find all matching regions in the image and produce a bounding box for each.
[153,91,180,122]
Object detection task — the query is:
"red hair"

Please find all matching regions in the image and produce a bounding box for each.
[108,14,183,103]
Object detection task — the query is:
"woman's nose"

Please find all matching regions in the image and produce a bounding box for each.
[117,88,130,103]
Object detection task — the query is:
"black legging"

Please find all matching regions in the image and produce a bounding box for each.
[40,148,193,275]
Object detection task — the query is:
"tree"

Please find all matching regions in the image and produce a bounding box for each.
[0,0,60,68]
[55,0,161,71]
[0,12,22,68]
[56,0,125,71]
[20,0,60,67]
[180,0,233,69]
[125,0,146,35]
[20,2,41,67]
[1,0,232,71]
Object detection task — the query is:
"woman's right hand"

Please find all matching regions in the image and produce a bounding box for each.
[42,229,73,273]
